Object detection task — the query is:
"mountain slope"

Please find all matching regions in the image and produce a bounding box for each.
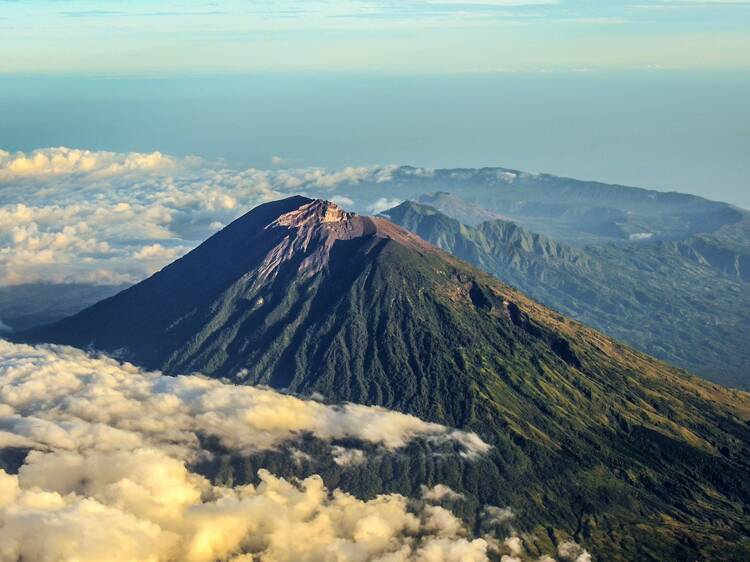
[384,200,750,389]
[415,191,509,226]
[17,196,750,561]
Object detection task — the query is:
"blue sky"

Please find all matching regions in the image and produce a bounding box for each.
[1,1,750,73]
[0,1,748,208]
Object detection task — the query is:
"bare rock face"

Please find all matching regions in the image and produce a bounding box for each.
[257,199,438,283]
[272,199,352,227]
[271,198,436,249]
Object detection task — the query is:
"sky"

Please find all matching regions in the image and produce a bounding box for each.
[0,1,748,207]
[2,0,750,73]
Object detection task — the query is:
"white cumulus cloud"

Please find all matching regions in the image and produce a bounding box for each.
[0,147,410,285]
[0,340,491,561]
[0,338,589,562]
[0,341,489,459]
[0,147,189,181]
[368,197,404,214]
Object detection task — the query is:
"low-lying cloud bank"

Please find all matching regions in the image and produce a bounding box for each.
[0,147,192,181]
[0,147,406,285]
[0,341,590,561]
[2,458,493,562]
[0,341,488,460]
[0,149,593,560]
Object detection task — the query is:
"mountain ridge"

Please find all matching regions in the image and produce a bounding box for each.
[384,199,750,388]
[14,195,750,561]
[338,166,746,244]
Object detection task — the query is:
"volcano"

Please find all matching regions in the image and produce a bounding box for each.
[18,196,750,561]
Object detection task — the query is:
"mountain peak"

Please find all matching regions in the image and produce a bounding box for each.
[256,196,437,256]
[272,199,353,228]
[16,195,750,560]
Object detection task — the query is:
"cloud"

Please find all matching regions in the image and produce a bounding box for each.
[331,446,366,466]
[480,505,515,533]
[0,340,536,562]
[557,541,592,562]
[0,147,407,285]
[330,195,355,208]
[0,147,191,181]
[421,484,465,502]
[0,341,489,459]
[132,243,188,261]
[368,197,404,214]
[0,341,590,561]
[132,244,191,275]
[0,459,495,562]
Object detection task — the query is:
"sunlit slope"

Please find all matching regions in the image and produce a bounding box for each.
[385,200,750,389]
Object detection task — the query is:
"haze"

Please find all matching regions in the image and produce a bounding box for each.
[1,0,749,208]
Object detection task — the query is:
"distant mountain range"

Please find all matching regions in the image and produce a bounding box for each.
[6,166,748,387]
[322,166,747,245]
[383,198,750,389]
[16,196,750,561]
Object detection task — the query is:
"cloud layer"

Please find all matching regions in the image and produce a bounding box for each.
[3,0,749,74]
[0,147,401,285]
[0,340,591,561]
[0,340,497,561]
[1,458,493,562]
[0,147,186,181]
[0,341,488,460]
[0,338,598,562]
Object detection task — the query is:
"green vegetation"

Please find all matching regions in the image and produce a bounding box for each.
[19,196,750,561]
[385,200,750,389]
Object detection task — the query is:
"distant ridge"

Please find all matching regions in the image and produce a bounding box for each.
[384,199,750,388]
[345,166,746,244]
